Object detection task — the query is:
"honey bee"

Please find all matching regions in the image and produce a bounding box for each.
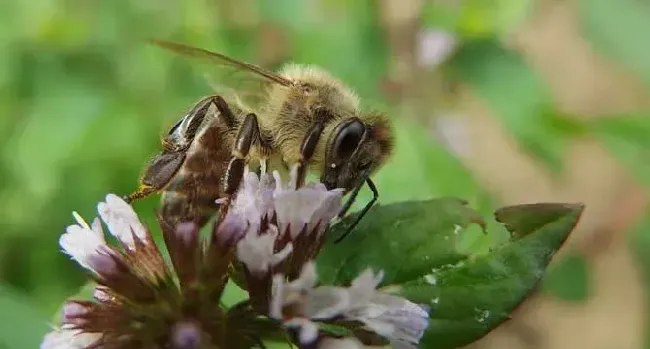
[125,40,394,241]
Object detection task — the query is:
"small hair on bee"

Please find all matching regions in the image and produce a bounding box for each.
[280,64,358,97]
[365,111,394,161]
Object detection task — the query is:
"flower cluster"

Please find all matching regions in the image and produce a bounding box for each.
[41,167,429,349]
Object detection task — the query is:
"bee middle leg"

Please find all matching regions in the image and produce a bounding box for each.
[221,113,263,213]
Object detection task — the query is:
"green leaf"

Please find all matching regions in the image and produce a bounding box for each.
[318,198,487,286]
[318,199,584,349]
[494,203,583,239]
[221,280,248,308]
[579,0,650,86]
[446,40,569,173]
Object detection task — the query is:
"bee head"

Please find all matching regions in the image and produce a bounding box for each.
[320,112,394,192]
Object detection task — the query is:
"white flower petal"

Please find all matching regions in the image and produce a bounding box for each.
[275,187,338,238]
[287,261,318,291]
[270,274,286,319]
[273,170,285,193]
[271,242,294,266]
[318,337,365,349]
[40,326,101,349]
[350,294,429,349]
[97,194,146,248]
[236,227,291,275]
[90,217,104,237]
[348,269,384,305]
[59,223,107,273]
[304,286,351,319]
[271,262,428,349]
[284,317,319,345]
[270,262,320,320]
[271,167,342,239]
[309,190,343,235]
[230,170,277,228]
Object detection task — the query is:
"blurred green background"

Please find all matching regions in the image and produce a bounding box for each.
[1,0,649,348]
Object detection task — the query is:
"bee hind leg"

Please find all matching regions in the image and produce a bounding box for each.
[124,152,187,204]
[123,184,156,203]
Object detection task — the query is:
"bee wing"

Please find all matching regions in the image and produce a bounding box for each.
[202,68,272,109]
[150,39,291,107]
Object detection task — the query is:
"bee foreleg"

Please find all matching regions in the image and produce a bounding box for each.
[334,178,378,244]
[222,113,261,210]
[295,122,325,188]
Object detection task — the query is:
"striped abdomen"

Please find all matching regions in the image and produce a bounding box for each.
[161,118,236,227]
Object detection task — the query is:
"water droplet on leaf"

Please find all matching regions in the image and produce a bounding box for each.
[424,274,438,286]
[474,308,491,324]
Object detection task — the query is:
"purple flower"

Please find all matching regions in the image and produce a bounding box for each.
[270,262,430,348]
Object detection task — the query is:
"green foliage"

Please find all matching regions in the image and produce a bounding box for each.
[318,199,583,348]
[588,115,650,187]
[318,198,487,286]
[0,286,49,349]
[1,0,649,347]
[630,210,650,349]
[446,40,571,173]
[422,0,534,37]
[579,0,650,87]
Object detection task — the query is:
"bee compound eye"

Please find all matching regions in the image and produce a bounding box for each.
[334,120,365,159]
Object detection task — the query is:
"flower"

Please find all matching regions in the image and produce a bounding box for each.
[40,326,101,349]
[236,225,294,277]
[318,337,365,349]
[43,166,429,349]
[270,261,430,349]
[416,28,457,68]
[230,165,342,242]
[230,166,343,313]
[42,194,257,349]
